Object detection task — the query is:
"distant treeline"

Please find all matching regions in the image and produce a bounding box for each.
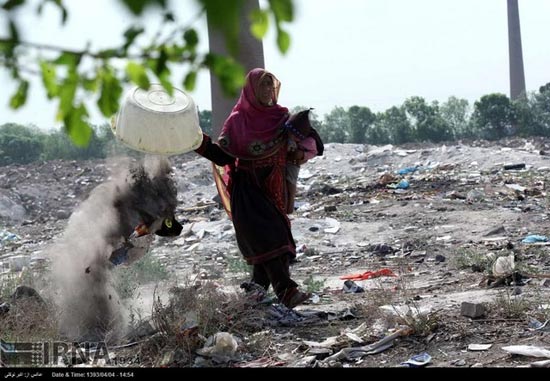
[2,85,550,166]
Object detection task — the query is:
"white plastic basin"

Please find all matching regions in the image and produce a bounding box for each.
[112,84,203,155]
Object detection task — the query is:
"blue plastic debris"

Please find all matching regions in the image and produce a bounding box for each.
[0,229,20,245]
[109,246,130,266]
[521,235,549,243]
[396,166,419,175]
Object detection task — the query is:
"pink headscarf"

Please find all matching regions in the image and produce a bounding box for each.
[218,68,289,159]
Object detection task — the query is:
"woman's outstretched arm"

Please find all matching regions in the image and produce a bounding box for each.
[194,133,234,166]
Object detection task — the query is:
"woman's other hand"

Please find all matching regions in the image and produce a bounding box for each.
[287,149,307,165]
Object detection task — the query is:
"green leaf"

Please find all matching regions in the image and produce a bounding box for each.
[249,9,269,39]
[276,28,291,54]
[183,71,197,91]
[269,0,293,22]
[119,0,167,16]
[153,48,168,76]
[97,48,122,59]
[63,103,92,147]
[158,71,173,96]
[0,36,16,58]
[203,54,245,97]
[8,19,19,42]
[40,61,58,99]
[57,64,78,120]
[183,28,199,48]
[97,67,123,117]
[9,79,29,109]
[53,52,78,66]
[2,0,25,11]
[81,76,98,92]
[126,62,150,89]
[163,11,175,22]
[122,26,144,50]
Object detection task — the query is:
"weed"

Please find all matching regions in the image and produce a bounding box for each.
[452,247,492,272]
[492,289,531,319]
[226,255,252,279]
[302,274,326,294]
[395,304,440,337]
[379,260,440,337]
[113,253,169,299]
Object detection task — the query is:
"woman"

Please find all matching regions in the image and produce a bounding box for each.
[194,68,311,309]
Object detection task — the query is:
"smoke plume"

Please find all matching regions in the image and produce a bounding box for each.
[47,155,177,342]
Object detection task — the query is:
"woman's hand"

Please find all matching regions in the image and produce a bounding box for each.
[287,149,307,165]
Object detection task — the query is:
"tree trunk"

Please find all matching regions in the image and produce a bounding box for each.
[207,0,265,138]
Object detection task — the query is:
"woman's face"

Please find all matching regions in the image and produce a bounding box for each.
[256,75,274,106]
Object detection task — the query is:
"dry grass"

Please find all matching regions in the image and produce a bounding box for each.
[137,281,268,366]
[0,299,59,342]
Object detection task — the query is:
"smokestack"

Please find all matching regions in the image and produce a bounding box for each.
[507,0,526,100]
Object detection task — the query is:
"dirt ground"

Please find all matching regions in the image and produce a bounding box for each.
[2,137,550,368]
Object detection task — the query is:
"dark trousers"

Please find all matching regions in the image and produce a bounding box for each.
[252,254,298,303]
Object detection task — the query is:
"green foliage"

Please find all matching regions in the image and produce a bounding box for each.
[302,274,326,294]
[452,248,492,273]
[519,87,550,137]
[198,109,213,136]
[2,0,295,147]
[366,114,393,145]
[348,105,375,144]
[0,123,44,165]
[380,106,413,144]
[226,255,252,279]
[0,122,115,165]
[471,93,517,140]
[440,96,472,139]
[320,106,349,143]
[404,96,452,142]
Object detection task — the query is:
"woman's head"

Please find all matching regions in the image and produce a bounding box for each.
[245,68,281,107]
[219,67,290,159]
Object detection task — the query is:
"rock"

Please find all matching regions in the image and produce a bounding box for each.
[56,209,71,219]
[0,191,27,223]
[10,285,46,306]
[460,302,485,319]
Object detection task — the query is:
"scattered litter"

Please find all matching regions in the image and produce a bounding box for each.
[342,280,364,293]
[400,352,432,367]
[504,163,526,170]
[0,229,19,245]
[468,344,493,351]
[324,217,340,234]
[505,183,526,193]
[531,359,550,368]
[340,268,397,281]
[522,235,549,244]
[502,345,550,358]
[388,179,409,189]
[323,327,411,362]
[396,166,419,175]
[528,319,549,331]
[492,255,515,276]
[196,332,239,362]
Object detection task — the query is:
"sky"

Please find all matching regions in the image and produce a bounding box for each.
[1,0,550,129]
